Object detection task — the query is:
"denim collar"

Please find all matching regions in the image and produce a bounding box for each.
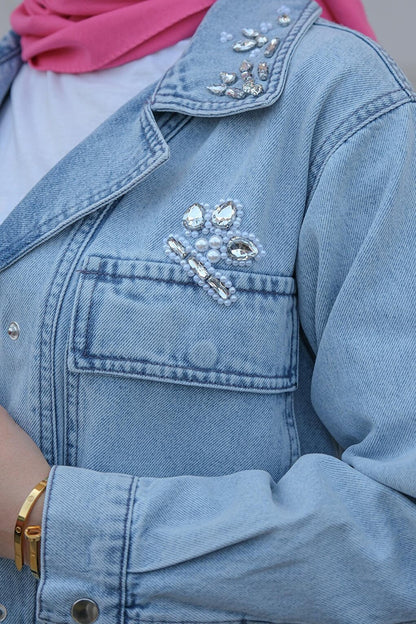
[0,0,322,117]
[151,0,322,116]
[0,0,321,271]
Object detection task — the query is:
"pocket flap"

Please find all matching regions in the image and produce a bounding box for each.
[68,255,298,393]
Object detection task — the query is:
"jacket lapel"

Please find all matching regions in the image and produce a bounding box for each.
[0,88,170,272]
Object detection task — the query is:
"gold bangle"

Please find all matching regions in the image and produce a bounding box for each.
[24,525,42,580]
[14,478,48,572]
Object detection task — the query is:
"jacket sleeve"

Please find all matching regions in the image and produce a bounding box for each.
[37,100,416,624]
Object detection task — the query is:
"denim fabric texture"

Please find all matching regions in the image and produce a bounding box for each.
[1,0,416,622]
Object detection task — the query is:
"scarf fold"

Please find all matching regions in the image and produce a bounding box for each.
[10,0,376,74]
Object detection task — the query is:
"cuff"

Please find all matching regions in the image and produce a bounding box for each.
[36,465,137,624]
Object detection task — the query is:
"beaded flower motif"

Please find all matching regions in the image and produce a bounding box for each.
[164,199,265,306]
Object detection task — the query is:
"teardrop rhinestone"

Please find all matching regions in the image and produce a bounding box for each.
[219,71,237,85]
[207,276,231,300]
[167,237,188,258]
[256,35,268,47]
[241,28,260,38]
[227,237,259,260]
[187,257,209,280]
[242,78,255,93]
[239,59,253,73]
[225,87,247,100]
[232,39,257,52]
[264,37,280,58]
[250,83,264,96]
[242,79,264,96]
[206,84,226,96]
[183,203,205,231]
[211,201,237,229]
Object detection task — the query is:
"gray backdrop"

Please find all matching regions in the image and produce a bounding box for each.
[0,1,415,86]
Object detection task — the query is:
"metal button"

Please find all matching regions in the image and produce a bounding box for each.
[71,599,99,624]
[7,322,20,340]
[0,604,7,622]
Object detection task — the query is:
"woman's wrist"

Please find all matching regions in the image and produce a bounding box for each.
[2,468,50,562]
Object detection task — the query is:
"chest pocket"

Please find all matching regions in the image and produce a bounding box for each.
[67,255,298,393]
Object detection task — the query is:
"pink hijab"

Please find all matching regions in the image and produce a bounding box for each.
[10,0,376,74]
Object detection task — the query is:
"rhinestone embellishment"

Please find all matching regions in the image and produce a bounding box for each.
[187,257,210,279]
[183,203,205,231]
[219,71,237,85]
[164,199,265,305]
[227,237,259,260]
[256,35,269,47]
[264,38,280,58]
[277,13,291,27]
[167,237,187,258]
[206,84,227,96]
[233,39,257,52]
[258,61,269,80]
[242,28,260,38]
[211,201,237,228]
[225,87,247,100]
[206,10,288,101]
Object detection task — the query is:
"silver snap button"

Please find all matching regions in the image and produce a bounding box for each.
[0,604,7,622]
[7,322,20,340]
[71,599,99,624]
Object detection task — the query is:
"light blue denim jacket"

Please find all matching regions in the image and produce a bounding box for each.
[1,0,416,622]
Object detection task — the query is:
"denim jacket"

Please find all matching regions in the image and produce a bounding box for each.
[1,0,416,622]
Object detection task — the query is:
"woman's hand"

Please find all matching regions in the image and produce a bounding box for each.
[0,405,50,561]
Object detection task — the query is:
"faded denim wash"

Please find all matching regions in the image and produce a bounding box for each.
[1,0,416,622]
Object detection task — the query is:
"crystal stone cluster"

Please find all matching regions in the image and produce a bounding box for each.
[207,6,291,100]
[164,200,265,306]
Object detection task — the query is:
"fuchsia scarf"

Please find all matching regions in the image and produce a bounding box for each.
[11,0,376,74]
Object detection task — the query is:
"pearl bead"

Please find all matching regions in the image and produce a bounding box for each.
[207,249,221,264]
[195,238,209,252]
[209,235,222,249]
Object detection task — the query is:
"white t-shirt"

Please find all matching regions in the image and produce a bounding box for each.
[0,37,191,226]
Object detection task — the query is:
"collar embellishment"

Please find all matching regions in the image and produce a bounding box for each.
[207,5,292,101]
[164,199,265,306]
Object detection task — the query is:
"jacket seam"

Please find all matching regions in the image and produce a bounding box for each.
[310,88,412,184]
[308,97,415,207]
[76,269,295,297]
[75,350,296,383]
[119,476,138,624]
[37,465,57,620]
[314,20,415,98]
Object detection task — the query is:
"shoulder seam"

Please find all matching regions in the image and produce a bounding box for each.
[314,19,415,98]
[307,97,415,205]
